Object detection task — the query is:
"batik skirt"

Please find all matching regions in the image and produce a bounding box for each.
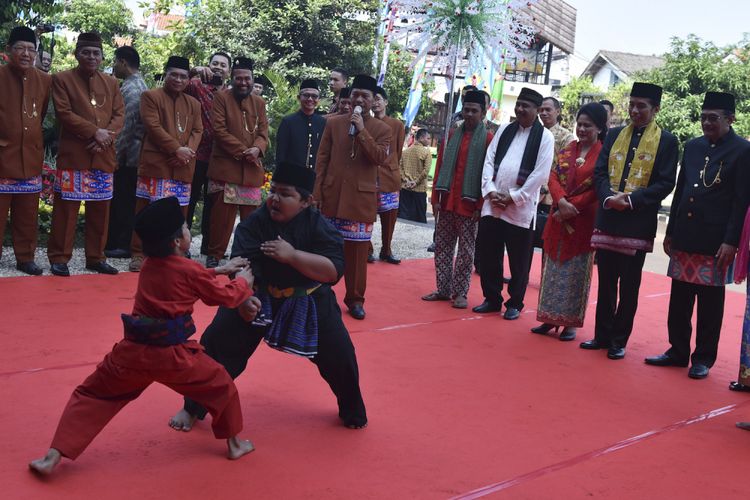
[536,252,594,327]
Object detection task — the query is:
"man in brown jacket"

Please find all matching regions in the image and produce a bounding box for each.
[47,32,124,276]
[129,56,203,271]
[205,57,268,268]
[368,86,405,264]
[314,74,391,320]
[0,27,52,275]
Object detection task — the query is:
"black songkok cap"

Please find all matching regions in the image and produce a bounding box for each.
[339,87,351,99]
[8,26,36,46]
[134,197,185,244]
[351,74,378,94]
[375,86,387,99]
[76,32,103,50]
[630,82,663,105]
[165,56,190,72]
[272,161,316,192]
[254,74,270,87]
[300,78,319,91]
[463,90,486,110]
[517,87,543,107]
[703,91,735,113]
[232,57,254,71]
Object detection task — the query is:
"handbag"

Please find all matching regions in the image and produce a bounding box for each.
[533,204,550,248]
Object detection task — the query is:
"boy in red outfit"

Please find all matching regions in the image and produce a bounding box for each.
[30,196,259,475]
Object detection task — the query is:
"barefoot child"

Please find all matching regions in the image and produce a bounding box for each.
[171,161,367,432]
[30,196,259,475]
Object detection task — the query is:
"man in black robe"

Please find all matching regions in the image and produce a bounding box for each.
[645,92,750,378]
[580,82,679,360]
[275,80,326,169]
[171,161,367,430]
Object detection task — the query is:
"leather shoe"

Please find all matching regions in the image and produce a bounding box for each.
[380,253,401,265]
[503,307,521,320]
[559,327,577,341]
[205,256,220,269]
[472,301,502,313]
[579,339,606,350]
[427,243,435,252]
[422,291,450,301]
[86,261,119,275]
[104,248,131,259]
[531,323,557,334]
[50,263,70,276]
[349,304,366,320]
[644,353,688,367]
[16,261,43,276]
[367,253,376,263]
[688,364,709,379]
[607,347,626,360]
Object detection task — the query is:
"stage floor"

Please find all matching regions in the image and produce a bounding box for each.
[2,257,749,499]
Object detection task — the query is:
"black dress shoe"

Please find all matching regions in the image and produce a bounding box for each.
[205,256,220,269]
[367,253,376,263]
[503,307,521,320]
[531,323,557,335]
[86,261,119,275]
[349,304,366,320]
[104,248,131,259]
[559,327,577,341]
[380,254,401,264]
[729,381,750,393]
[16,261,43,276]
[50,263,70,277]
[644,353,688,367]
[579,339,606,350]
[607,347,626,360]
[472,301,502,313]
[688,364,709,379]
[427,243,435,252]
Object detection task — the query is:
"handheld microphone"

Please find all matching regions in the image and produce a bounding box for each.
[349,106,363,136]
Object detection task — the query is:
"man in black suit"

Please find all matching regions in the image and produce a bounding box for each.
[580,82,679,360]
[645,92,750,378]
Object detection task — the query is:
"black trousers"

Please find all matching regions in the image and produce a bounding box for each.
[105,167,137,251]
[184,289,367,427]
[477,216,534,310]
[594,249,647,349]
[666,279,725,367]
[187,160,213,255]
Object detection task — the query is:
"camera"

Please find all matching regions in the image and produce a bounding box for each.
[211,74,223,86]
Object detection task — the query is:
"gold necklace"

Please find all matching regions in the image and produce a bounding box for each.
[90,91,106,108]
[242,111,257,133]
[176,111,186,133]
[23,97,38,119]
[700,156,723,187]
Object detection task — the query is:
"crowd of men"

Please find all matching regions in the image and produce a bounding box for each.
[4,26,750,386]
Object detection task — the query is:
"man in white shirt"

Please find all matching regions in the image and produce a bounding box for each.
[473,87,554,319]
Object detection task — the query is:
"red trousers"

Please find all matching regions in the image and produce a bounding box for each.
[130,197,189,256]
[50,340,243,459]
[207,192,257,259]
[0,191,39,263]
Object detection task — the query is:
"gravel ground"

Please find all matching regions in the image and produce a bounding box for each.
[0,213,437,278]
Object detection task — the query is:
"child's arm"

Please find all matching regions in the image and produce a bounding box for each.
[214,257,249,275]
[192,265,254,308]
[260,236,338,283]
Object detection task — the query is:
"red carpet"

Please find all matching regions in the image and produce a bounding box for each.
[2,256,749,499]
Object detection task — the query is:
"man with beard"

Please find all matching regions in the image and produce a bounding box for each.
[205,57,269,269]
[275,79,326,169]
[0,27,52,275]
[47,32,124,276]
[185,52,231,256]
[128,56,203,271]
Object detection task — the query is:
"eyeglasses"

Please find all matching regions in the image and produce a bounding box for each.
[11,45,37,55]
[700,113,724,123]
[300,93,320,100]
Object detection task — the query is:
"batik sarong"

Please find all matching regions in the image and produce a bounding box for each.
[377,191,399,213]
[208,180,262,206]
[0,175,42,194]
[667,250,733,286]
[136,175,191,206]
[54,168,113,201]
[537,252,595,327]
[326,216,373,242]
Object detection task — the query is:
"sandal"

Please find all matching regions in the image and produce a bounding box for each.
[729,381,750,393]
[421,291,451,301]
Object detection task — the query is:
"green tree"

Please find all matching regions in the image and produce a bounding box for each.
[557,76,601,128]
[1,1,62,38]
[56,0,134,44]
[382,44,435,122]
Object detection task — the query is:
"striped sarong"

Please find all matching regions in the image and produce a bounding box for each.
[257,285,320,358]
[121,313,196,345]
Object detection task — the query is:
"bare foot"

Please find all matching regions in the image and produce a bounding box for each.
[168,409,197,432]
[226,436,255,460]
[29,448,61,475]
